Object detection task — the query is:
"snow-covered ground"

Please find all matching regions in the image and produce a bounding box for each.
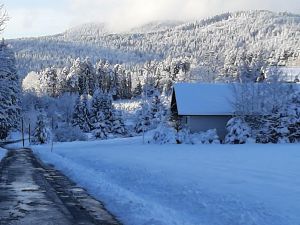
[0,147,7,161]
[33,138,300,225]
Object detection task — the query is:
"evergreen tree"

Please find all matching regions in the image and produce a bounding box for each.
[256,110,280,144]
[225,117,252,144]
[90,89,110,139]
[150,92,166,126]
[72,94,91,132]
[286,90,300,143]
[67,58,81,93]
[40,67,58,97]
[132,78,143,98]
[110,109,127,136]
[0,41,21,139]
[134,102,152,134]
[32,112,51,144]
[92,111,110,139]
[56,66,69,95]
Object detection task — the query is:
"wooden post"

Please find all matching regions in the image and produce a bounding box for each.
[51,117,54,152]
[28,120,31,145]
[21,118,24,148]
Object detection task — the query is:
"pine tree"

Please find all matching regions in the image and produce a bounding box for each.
[132,78,143,98]
[225,117,252,144]
[150,92,166,126]
[0,41,21,139]
[32,113,51,144]
[286,90,300,143]
[67,58,80,93]
[90,89,110,139]
[72,94,91,132]
[40,67,58,97]
[110,109,127,136]
[92,111,110,139]
[256,111,280,144]
[134,102,152,134]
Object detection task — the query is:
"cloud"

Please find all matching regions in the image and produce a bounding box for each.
[3,0,300,38]
[67,0,300,31]
[3,8,73,38]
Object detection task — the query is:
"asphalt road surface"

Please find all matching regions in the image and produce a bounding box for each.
[0,148,120,225]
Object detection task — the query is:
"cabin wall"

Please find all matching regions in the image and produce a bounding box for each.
[182,115,232,140]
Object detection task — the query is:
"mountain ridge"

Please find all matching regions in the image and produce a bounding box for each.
[8,10,300,78]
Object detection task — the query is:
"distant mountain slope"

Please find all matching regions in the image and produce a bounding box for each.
[62,22,110,40]
[129,21,184,34]
[8,10,300,78]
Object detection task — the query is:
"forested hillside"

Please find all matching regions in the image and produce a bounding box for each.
[9,10,300,80]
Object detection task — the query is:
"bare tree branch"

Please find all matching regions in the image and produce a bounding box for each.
[0,4,9,33]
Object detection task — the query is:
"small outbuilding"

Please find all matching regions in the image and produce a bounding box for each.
[279,67,300,83]
[171,83,234,140]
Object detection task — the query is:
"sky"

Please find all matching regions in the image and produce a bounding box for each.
[1,0,300,39]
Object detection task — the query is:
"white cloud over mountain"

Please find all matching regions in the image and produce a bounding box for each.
[2,0,300,38]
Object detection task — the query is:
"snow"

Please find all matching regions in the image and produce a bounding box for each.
[280,67,300,82]
[0,147,7,161]
[173,83,234,115]
[33,138,300,225]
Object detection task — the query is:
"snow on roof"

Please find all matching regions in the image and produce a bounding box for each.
[173,83,234,116]
[279,67,300,82]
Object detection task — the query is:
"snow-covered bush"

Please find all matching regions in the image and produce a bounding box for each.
[190,129,220,144]
[176,128,191,144]
[148,124,221,145]
[53,124,87,142]
[225,117,253,144]
[147,124,177,144]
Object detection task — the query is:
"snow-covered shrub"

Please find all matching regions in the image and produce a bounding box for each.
[32,113,51,144]
[53,124,87,142]
[190,129,220,144]
[176,128,191,144]
[147,124,177,144]
[225,117,253,144]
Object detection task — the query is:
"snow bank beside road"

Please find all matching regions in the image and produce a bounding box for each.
[33,138,300,225]
[0,147,7,161]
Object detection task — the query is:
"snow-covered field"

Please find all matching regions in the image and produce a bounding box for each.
[33,138,300,225]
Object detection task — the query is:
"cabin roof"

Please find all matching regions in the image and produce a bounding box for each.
[172,83,234,116]
[279,67,300,82]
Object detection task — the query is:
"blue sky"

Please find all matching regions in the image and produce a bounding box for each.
[2,0,300,39]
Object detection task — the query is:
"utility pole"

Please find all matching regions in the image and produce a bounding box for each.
[28,119,31,145]
[51,117,54,152]
[21,118,24,148]
[142,69,149,145]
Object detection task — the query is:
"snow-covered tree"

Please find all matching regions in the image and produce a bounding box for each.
[22,71,41,94]
[287,90,300,143]
[90,89,111,139]
[0,5,8,33]
[225,117,253,144]
[72,94,91,132]
[39,67,58,97]
[32,112,51,144]
[134,102,152,134]
[149,92,166,126]
[0,40,21,139]
[110,109,127,136]
[132,78,143,98]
